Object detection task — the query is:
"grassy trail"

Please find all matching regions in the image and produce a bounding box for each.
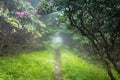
[0,48,111,80]
[55,48,61,80]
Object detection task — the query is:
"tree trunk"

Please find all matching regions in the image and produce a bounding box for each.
[105,61,116,80]
[107,52,120,74]
[111,60,120,74]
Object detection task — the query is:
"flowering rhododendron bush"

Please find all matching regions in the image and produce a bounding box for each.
[0,0,48,55]
[0,0,71,53]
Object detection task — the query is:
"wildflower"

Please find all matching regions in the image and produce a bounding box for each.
[34,10,38,14]
[39,20,44,27]
[16,11,25,17]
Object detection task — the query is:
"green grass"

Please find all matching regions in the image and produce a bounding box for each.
[0,48,119,80]
[60,49,110,80]
[0,50,55,80]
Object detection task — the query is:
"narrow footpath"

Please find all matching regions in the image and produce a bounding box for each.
[55,48,61,80]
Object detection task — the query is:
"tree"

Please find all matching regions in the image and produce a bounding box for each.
[54,0,120,80]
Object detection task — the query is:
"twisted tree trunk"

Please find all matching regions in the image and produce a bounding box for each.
[105,61,116,80]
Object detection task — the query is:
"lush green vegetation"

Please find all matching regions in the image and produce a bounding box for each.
[0,50,55,80]
[60,49,109,80]
[1,48,118,80]
[52,0,120,80]
[0,0,120,80]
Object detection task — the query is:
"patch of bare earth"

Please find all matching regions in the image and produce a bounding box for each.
[55,48,61,80]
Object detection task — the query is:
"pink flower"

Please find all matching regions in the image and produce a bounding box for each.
[16,11,25,17]
[20,12,25,15]
[39,21,44,27]
[16,12,21,16]
[34,10,38,14]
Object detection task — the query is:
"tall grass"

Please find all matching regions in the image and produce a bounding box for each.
[0,50,55,80]
[60,49,110,80]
